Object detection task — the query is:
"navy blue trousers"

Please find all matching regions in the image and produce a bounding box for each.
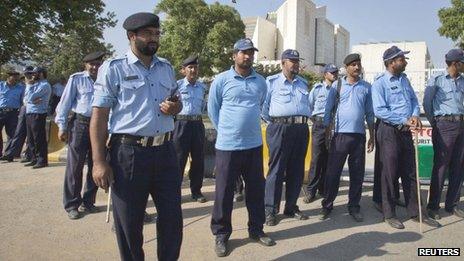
[25,113,48,165]
[377,122,419,219]
[0,110,19,156]
[427,120,464,211]
[373,119,400,204]
[110,141,182,261]
[63,116,98,211]
[173,120,205,195]
[4,106,32,159]
[211,146,265,241]
[265,123,309,214]
[305,121,328,197]
[322,133,365,213]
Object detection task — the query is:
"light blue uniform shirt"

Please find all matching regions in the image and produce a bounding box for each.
[372,71,420,125]
[261,73,310,122]
[0,81,25,109]
[423,72,464,125]
[324,77,374,134]
[55,71,95,131]
[208,67,267,150]
[52,82,65,97]
[24,80,51,114]
[92,50,177,136]
[177,78,206,115]
[309,82,332,117]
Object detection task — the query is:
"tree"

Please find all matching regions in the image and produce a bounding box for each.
[0,0,116,80]
[438,0,464,49]
[155,0,245,77]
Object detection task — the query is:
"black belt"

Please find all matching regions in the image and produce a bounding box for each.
[271,116,309,124]
[111,132,172,147]
[75,113,91,124]
[175,115,202,121]
[435,115,464,122]
[311,116,324,123]
[0,108,19,112]
[382,121,410,132]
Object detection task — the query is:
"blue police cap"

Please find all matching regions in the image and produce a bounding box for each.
[83,51,106,63]
[323,63,338,73]
[281,49,303,60]
[343,53,361,65]
[383,46,410,61]
[23,66,34,73]
[182,55,199,67]
[233,38,258,52]
[123,12,160,31]
[445,48,464,62]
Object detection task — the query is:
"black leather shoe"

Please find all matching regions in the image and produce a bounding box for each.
[427,209,441,220]
[350,211,364,222]
[192,193,207,203]
[0,155,13,162]
[24,161,37,167]
[249,233,276,246]
[385,217,404,229]
[67,209,81,220]
[447,207,464,218]
[411,215,441,228]
[32,163,48,169]
[265,213,277,226]
[373,202,383,213]
[284,210,308,220]
[234,192,244,202]
[20,158,32,163]
[214,240,228,257]
[303,194,316,204]
[79,204,98,213]
[319,208,331,220]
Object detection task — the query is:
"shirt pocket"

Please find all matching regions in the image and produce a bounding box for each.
[388,87,404,104]
[159,80,176,99]
[297,87,309,105]
[77,84,93,94]
[274,89,292,104]
[119,80,145,103]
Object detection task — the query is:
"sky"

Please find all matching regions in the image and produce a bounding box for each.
[102,0,456,68]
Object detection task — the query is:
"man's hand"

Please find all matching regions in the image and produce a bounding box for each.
[160,98,182,115]
[58,130,67,142]
[32,98,42,104]
[367,137,374,153]
[406,116,422,130]
[93,161,114,192]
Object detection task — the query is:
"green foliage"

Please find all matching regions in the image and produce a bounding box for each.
[438,0,464,49]
[299,70,323,88]
[156,0,245,77]
[253,63,281,78]
[0,0,116,82]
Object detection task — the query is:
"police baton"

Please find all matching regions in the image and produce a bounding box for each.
[413,129,423,233]
[106,186,112,223]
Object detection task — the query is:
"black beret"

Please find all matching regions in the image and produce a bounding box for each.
[123,12,160,31]
[182,55,199,67]
[6,70,20,76]
[32,66,46,73]
[83,51,106,63]
[23,66,34,73]
[343,53,361,65]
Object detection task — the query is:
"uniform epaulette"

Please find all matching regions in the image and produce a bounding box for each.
[296,75,308,85]
[374,72,385,81]
[157,57,173,66]
[69,71,86,79]
[313,82,323,89]
[266,74,280,82]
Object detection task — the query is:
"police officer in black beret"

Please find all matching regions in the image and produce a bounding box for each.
[173,55,208,203]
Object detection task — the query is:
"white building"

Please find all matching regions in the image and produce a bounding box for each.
[243,0,350,71]
[351,41,439,101]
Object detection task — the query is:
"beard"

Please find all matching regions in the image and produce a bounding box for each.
[135,38,159,56]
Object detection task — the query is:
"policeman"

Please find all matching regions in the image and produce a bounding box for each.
[208,38,275,257]
[319,54,374,222]
[55,51,105,220]
[303,63,338,203]
[262,49,310,226]
[90,12,183,260]
[0,66,34,162]
[174,54,207,203]
[0,71,24,157]
[372,45,440,229]
[24,66,51,168]
[49,76,66,115]
[423,48,464,220]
